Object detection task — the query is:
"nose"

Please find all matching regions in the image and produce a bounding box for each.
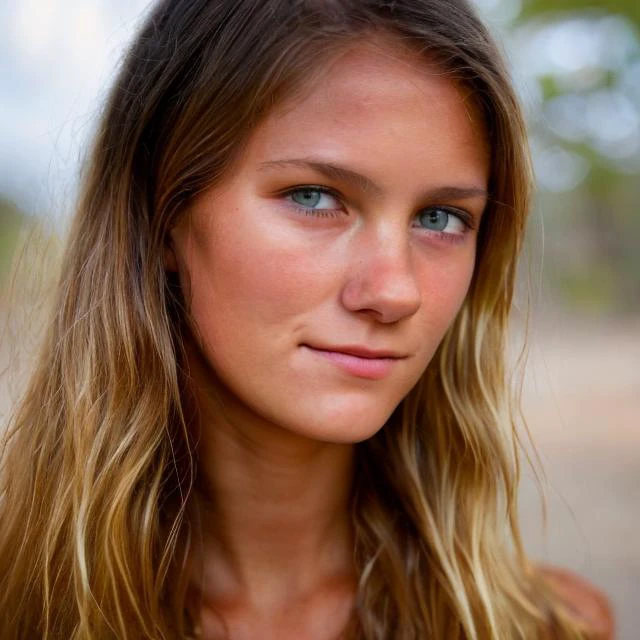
[340,225,421,324]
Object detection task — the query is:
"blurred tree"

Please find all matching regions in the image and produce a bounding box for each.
[513,0,640,313]
[521,0,640,26]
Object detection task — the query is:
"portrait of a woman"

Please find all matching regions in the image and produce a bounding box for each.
[0,0,614,638]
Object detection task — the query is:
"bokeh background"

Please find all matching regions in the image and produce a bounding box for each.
[1,0,638,636]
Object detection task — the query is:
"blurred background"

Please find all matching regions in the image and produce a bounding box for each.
[0,0,638,636]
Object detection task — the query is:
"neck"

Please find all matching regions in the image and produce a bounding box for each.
[187,352,356,610]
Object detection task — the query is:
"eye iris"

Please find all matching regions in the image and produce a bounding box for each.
[292,189,322,208]
[420,209,448,231]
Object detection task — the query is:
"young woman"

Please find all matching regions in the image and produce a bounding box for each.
[0,1,613,638]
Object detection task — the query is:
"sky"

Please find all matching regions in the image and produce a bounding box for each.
[0,0,151,219]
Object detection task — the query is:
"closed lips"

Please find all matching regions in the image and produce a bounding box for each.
[302,344,406,359]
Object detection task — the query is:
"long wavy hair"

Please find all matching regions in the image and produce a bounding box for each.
[0,1,594,638]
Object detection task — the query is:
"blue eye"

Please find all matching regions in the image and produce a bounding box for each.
[290,188,323,208]
[285,187,341,214]
[416,207,467,234]
[419,209,449,231]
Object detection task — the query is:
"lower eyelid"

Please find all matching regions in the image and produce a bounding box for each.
[294,206,341,218]
[429,230,467,245]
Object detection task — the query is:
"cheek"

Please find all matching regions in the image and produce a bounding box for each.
[418,249,477,330]
[182,212,335,342]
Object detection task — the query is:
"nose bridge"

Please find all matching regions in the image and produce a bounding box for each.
[366,221,412,278]
[341,219,421,323]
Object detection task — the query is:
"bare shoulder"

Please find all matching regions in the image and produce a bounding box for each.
[538,565,615,639]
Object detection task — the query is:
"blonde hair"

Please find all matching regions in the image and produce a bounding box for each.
[0,1,595,638]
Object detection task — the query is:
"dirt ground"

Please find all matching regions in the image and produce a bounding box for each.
[1,313,638,637]
[517,318,640,640]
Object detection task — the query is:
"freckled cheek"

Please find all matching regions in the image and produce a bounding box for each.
[189,226,337,329]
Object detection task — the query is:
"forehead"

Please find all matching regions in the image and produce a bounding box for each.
[274,38,484,131]
[239,38,489,188]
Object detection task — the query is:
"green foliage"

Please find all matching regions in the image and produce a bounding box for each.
[512,0,640,314]
[521,0,640,26]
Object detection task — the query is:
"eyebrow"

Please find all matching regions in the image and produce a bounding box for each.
[259,158,383,196]
[258,158,488,202]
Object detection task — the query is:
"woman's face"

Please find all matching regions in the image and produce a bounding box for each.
[169,40,489,444]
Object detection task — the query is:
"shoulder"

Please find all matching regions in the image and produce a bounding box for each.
[538,565,615,639]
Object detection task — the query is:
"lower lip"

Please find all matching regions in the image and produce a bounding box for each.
[304,346,399,380]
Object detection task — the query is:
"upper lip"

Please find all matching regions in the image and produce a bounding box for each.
[304,344,407,359]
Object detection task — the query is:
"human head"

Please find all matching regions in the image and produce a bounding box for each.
[166,37,490,446]
[80,0,530,430]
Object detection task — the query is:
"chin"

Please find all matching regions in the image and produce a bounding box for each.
[279,393,403,444]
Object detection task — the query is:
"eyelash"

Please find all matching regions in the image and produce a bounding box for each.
[282,185,474,235]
